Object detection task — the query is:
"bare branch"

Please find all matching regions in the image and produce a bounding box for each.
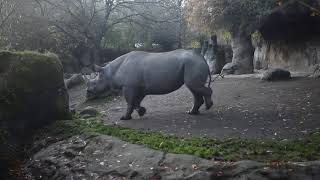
[0,0,19,30]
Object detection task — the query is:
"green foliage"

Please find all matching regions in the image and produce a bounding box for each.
[187,0,279,34]
[238,0,276,17]
[221,30,232,43]
[39,117,320,162]
[251,31,261,41]
[191,40,201,49]
[251,31,263,46]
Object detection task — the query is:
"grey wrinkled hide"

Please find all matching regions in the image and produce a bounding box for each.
[87,49,213,120]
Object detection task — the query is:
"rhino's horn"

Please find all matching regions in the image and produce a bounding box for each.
[93,64,103,72]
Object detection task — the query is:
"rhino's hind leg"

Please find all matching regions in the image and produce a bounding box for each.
[187,85,213,111]
[201,87,213,110]
[187,92,204,115]
[137,107,146,116]
[134,95,146,117]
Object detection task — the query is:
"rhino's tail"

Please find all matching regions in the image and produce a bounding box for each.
[207,69,212,87]
[200,55,212,88]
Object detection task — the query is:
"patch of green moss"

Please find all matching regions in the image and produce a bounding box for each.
[38,118,320,162]
[0,50,68,120]
[1,51,63,93]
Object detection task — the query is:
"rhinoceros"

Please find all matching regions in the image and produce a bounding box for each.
[86,49,213,120]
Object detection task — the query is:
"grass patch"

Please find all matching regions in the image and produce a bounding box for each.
[38,118,320,162]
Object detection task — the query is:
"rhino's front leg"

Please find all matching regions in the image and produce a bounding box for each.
[121,105,134,120]
[120,86,143,120]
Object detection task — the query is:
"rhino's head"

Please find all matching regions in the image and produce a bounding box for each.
[86,65,112,99]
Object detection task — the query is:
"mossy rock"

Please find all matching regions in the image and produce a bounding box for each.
[0,51,64,93]
[0,50,70,131]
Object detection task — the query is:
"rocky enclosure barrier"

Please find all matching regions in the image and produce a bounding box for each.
[28,135,320,180]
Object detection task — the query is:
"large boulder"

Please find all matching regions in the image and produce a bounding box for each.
[261,68,291,81]
[0,51,70,143]
[221,62,239,75]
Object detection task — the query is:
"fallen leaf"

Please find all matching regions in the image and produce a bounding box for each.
[192,164,199,170]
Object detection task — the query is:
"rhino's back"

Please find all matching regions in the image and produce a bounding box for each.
[121,49,205,69]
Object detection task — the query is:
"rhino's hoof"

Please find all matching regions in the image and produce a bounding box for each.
[138,107,146,117]
[120,116,132,120]
[187,110,200,115]
[206,102,213,110]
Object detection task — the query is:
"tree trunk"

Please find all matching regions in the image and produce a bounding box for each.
[230,31,254,74]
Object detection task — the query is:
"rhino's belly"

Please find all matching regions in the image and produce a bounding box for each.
[144,79,184,95]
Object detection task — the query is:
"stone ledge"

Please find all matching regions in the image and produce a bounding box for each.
[28,135,320,180]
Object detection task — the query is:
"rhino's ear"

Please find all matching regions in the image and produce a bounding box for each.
[93,64,103,72]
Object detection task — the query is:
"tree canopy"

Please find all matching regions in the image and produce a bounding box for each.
[0,0,189,55]
[185,0,319,35]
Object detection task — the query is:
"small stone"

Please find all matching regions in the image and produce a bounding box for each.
[79,106,99,117]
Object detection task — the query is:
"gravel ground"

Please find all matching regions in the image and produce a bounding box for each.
[69,75,320,140]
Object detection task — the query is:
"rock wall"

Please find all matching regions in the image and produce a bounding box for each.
[201,36,228,74]
[254,39,320,71]
[28,134,320,180]
[255,0,320,72]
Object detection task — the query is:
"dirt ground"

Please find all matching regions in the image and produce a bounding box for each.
[69,75,320,140]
